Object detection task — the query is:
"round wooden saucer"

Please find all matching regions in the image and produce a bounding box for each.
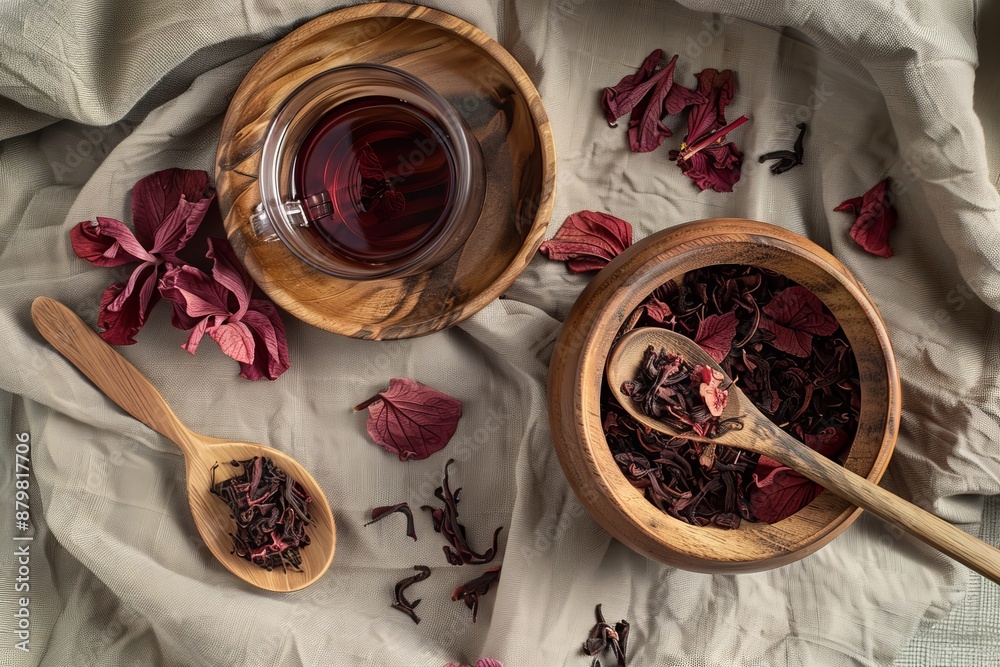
[216,3,556,339]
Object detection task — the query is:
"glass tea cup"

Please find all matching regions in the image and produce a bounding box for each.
[251,64,486,280]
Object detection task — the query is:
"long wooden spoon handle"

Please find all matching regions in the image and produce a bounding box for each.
[767,433,1000,584]
[30,296,194,451]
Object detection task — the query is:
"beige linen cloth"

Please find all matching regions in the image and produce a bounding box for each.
[1,0,998,665]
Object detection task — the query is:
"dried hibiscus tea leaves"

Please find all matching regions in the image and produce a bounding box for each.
[159,237,290,380]
[355,378,462,461]
[70,168,215,344]
[539,211,633,273]
[834,177,898,258]
[392,565,431,624]
[210,456,312,572]
[422,459,503,566]
[452,565,501,622]
[583,604,630,667]
[668,68,748,192]
[758,123,807,174]
[602,264,861,526]
[619,346,740,438]
[365,502,417,540]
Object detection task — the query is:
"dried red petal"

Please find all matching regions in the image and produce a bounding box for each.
[686,68,735,142]
[693,311,738,362]
[749,463,822,523]
[644,298,673,323]
[834,178,897,258]
[131,169,214,260]
[671,141,743,192]
[626,54,679,153]
[804,427,849,458]
[601,49,663,125]
[539,210,633,272]
[355,379,462,461]
[159,238,290,381]
[760,286,838,357]
[96,264,160,345]
[238,300,291,381]
[71,217,156,268]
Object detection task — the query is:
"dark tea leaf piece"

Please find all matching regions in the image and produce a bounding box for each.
[70,168,216,345]
[391,565,431,624]
[759,286,838,358]
[355,378,462,461]
[365,503,417,540]
[539,211,633,273]
[583,604,630,667]
[834,178,898,258]
[209,456,313,572]
[452,566,501,622]
[694,311,738,363]
[758,123,807,174]
[421,459,503,565]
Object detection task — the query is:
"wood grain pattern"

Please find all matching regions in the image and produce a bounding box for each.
[548,218,903,573]
[30,297,335,592]
[609,327,1000,583]
[216,3,555,339]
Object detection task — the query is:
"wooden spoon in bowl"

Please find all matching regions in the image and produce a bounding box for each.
[607,326,1000,584]
[31,296,335,592]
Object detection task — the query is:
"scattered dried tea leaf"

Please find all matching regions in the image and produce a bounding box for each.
[159,238,290,380]
[392,565,431,624]
[539,211,633,273]
[834,178,898,258]
[583,604,630,667]
[693,311,738,363]
[759,286,838,358]
[758,123,807,174]
[354,379,462,461]
[422,459,503,565]
[619,346,738,439]
[210,456,312,572]
[70,168,216,344]
[452,566,501,622]
[366,503,417,540]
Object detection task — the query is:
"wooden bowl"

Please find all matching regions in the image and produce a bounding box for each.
[216,3,555,339]
[548,219,902,573]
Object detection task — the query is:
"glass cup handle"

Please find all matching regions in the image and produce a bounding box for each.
[250,203,279,242]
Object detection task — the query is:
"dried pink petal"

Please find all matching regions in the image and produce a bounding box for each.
[70,217,156,268]
[131,169,214,261]
[354,379,462,461]
[96,264,161,345]
[159,238,290,381]
[539,210,633,272]
[693,311,738,362]
[760,286,838,358]
[476,660,504,667]
[238,300,291,381]
[834,178,897,258]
